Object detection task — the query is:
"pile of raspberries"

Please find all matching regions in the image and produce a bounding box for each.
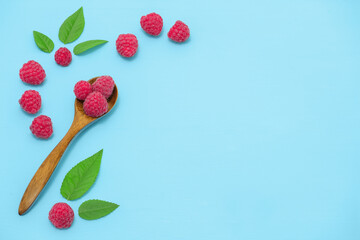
[73,76,114,118]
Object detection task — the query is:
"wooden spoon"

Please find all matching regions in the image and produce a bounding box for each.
[18,77,118,215]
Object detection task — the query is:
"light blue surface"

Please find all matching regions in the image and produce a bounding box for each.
[1,0,360,239]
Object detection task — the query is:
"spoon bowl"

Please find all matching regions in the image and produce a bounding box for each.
[74,77,118,126]
[18,77,118,215]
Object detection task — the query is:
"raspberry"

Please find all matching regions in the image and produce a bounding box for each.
[168,20,190,43]
[19,60,46,85]
[92,76,114,99]
[74,80,93,101]
[116,34,138,57]
[140,12,163,36]
[48,203,74,229]
[83,92,108,117]
[19,90,41,114]
[30,115,53,139]
[55,47,72,66]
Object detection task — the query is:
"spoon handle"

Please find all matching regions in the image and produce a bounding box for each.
[18,123,80,215]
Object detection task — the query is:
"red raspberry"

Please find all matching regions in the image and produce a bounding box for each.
[30,115,53,139]
[19,90,41,114]
[92,76,114,99]
[49,203,74,229]
[74,80,93,101]
[140,12,163,36]
[83,92,108,117]
[19,60,46,85]
[55,47,72,66]
[168,20,190,43]
[116,34,138,57]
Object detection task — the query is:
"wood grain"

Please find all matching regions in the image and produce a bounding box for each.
[18,77,118,215]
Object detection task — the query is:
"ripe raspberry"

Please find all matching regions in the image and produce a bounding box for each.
[30,115,53,139]
[74,80,93,101]
[19,60,46,85]
[19,90,41,114]
[168,20,190,43]
[92,76,114,99]
[49,203,74,229]
[83,92,108,117]
[140,12,163,36]
[116,34,138,57]
[55,47,72,66]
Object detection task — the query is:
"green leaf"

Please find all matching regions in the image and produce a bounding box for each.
[33,31,54,53]
[60,149,103,200]
[73,40,108,55]
[59,7,85,44]
[79,199,119,220]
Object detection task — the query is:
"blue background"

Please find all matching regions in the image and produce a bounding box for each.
[1,0,360,239]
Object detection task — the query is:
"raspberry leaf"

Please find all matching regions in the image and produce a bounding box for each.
[33,31,54,53]
[60,149,102,200]
[73,40,108,55]
[79,199,119,220]
[59,7,85,44]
